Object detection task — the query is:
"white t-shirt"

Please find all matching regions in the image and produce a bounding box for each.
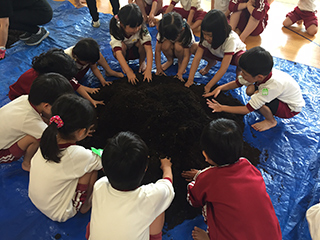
[200,30,246,58]
[307,203,320,240]
[237,69,305,112]
[0,95,47,149]
[298,0,316,12]
[89,177,175,240]
[29,145,102,222]
[110,28,152,50]
[214,0,230,13]
[172,0,201,11]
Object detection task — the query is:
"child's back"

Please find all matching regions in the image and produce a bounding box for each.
[89,131,174,240]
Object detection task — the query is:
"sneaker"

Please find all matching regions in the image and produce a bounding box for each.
[19,32,33,41]
[0,48,6,60]
[25,27,49,46]
[92,19,100,28]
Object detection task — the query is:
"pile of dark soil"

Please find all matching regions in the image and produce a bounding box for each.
[81,74,260,229]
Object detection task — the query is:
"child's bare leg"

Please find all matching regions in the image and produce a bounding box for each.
[229,11,241,30]
[306,24,318,36]
[74,0,86,8]
[200,54,217,75]
[283,17,293,27]
[192,227,210,240]
[98,52,124,78]
[79,170,98,214]
[246,84,256,96]
[135,0,148,22]
[137,42,147,73]
[161,40,174,71]
[239,16,259,42]
[17,135,39,172]
[252,105,277,132]
[174,43,186,73]
[191,20,202,31]
[149,212,165,237]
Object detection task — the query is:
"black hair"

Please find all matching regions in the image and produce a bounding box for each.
[158,12,192,48]
[109,4,147,41]
[200,9,231,49]
[102,131,149,191]
[72,38,100,64]
[32,48,78,80]
[40,94,96,163]
[200,118,243,166]
[28,73,74,106]
[238,46,274,77]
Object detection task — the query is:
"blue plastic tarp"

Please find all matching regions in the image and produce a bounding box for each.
[0,1,320,239]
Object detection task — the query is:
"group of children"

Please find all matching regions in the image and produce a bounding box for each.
[0,0,316,239]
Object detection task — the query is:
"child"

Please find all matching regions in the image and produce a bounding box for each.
[0,73,74,171]
[306,201,320,240]
[155,12,197,81]
[162,0,207,30]
[87,131,175,240]
[8,48,104,108]
[132,0,163,27]
[185,10,246,94]
[205,47,305,132]
[283,0,318,36]
[181,118,282,240]
[109,4,153,84]
[64,38,124,86]
[28,94,102,222]
[228,0,271,42]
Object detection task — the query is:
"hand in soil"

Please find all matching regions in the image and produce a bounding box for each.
[185,80,194,88]
[155,69,166,76]
[203,86,221,98]
[127,71,139,85]
[143,70,152,82]
[160,157,172,170]
[101,80,113,87]
[174,74,184,82]
[92,99,105,108]
[206,99,223,113]
[181,169,199,181]
[86,87,100,94]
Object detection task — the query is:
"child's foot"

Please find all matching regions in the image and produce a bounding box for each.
[21,161,30,172]
[199,60,216,75]
[105,69,124,78]
[251,119,277,132]
[139,61,147,73]
[161,60,173,71]
[192,227,210,240]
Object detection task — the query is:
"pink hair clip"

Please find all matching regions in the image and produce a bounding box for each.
[49,115,64,129]
[115,14,119,20]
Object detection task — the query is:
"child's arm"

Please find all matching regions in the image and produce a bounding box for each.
[81,85,100,94]
[115,50,139,84]
[181,169,200,181]
[97,52,124,79]
[143,44,153,82]
[164,2,175,14]
[176,47,191,81]
[204,54,233,94]
[185,47,204,87]
[155,41,166,76]
[90,63,112,87]
[203,80,239,98]
[207,98,250,115]
[76,85,105,108]
[148,1,159,27]
[160,157,173,182]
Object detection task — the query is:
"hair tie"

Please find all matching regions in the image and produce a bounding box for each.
[115,14,119,20]
[182,19,186,28]
[49,115,64,128]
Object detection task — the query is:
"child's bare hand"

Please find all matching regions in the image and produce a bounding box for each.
[92,100,105,108]
[160,157,172,170]
[101,80,113,87]
[156,69,166,76]
[181,169,199,181]
[207,98,222,112]
[203,86,221,98]
[127,71,139,85]
[87,88,100,94]
[143,70,152,82]
[185,79,194,87]
[87,124,96,137]
[174,73,184,82]
[204,85,212,94]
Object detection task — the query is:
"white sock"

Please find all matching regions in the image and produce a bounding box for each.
[35,28,41,35]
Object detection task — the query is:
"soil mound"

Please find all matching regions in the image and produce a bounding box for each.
[82,74,260,228]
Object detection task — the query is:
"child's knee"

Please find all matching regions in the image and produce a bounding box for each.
[307,25,318,36]
[17,135,38,151]
[161,40,173,52]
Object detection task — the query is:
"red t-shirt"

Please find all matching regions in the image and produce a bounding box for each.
[187,158,282,240]
[8,68,80,101]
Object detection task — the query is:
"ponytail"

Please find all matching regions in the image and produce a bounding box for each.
[109,16,124,41]
[40,122,61,163]
[179,20,192,48]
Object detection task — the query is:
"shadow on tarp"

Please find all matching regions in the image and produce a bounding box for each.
[0,0,320,239]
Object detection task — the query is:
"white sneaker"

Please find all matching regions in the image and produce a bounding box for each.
[92,19,100,28]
